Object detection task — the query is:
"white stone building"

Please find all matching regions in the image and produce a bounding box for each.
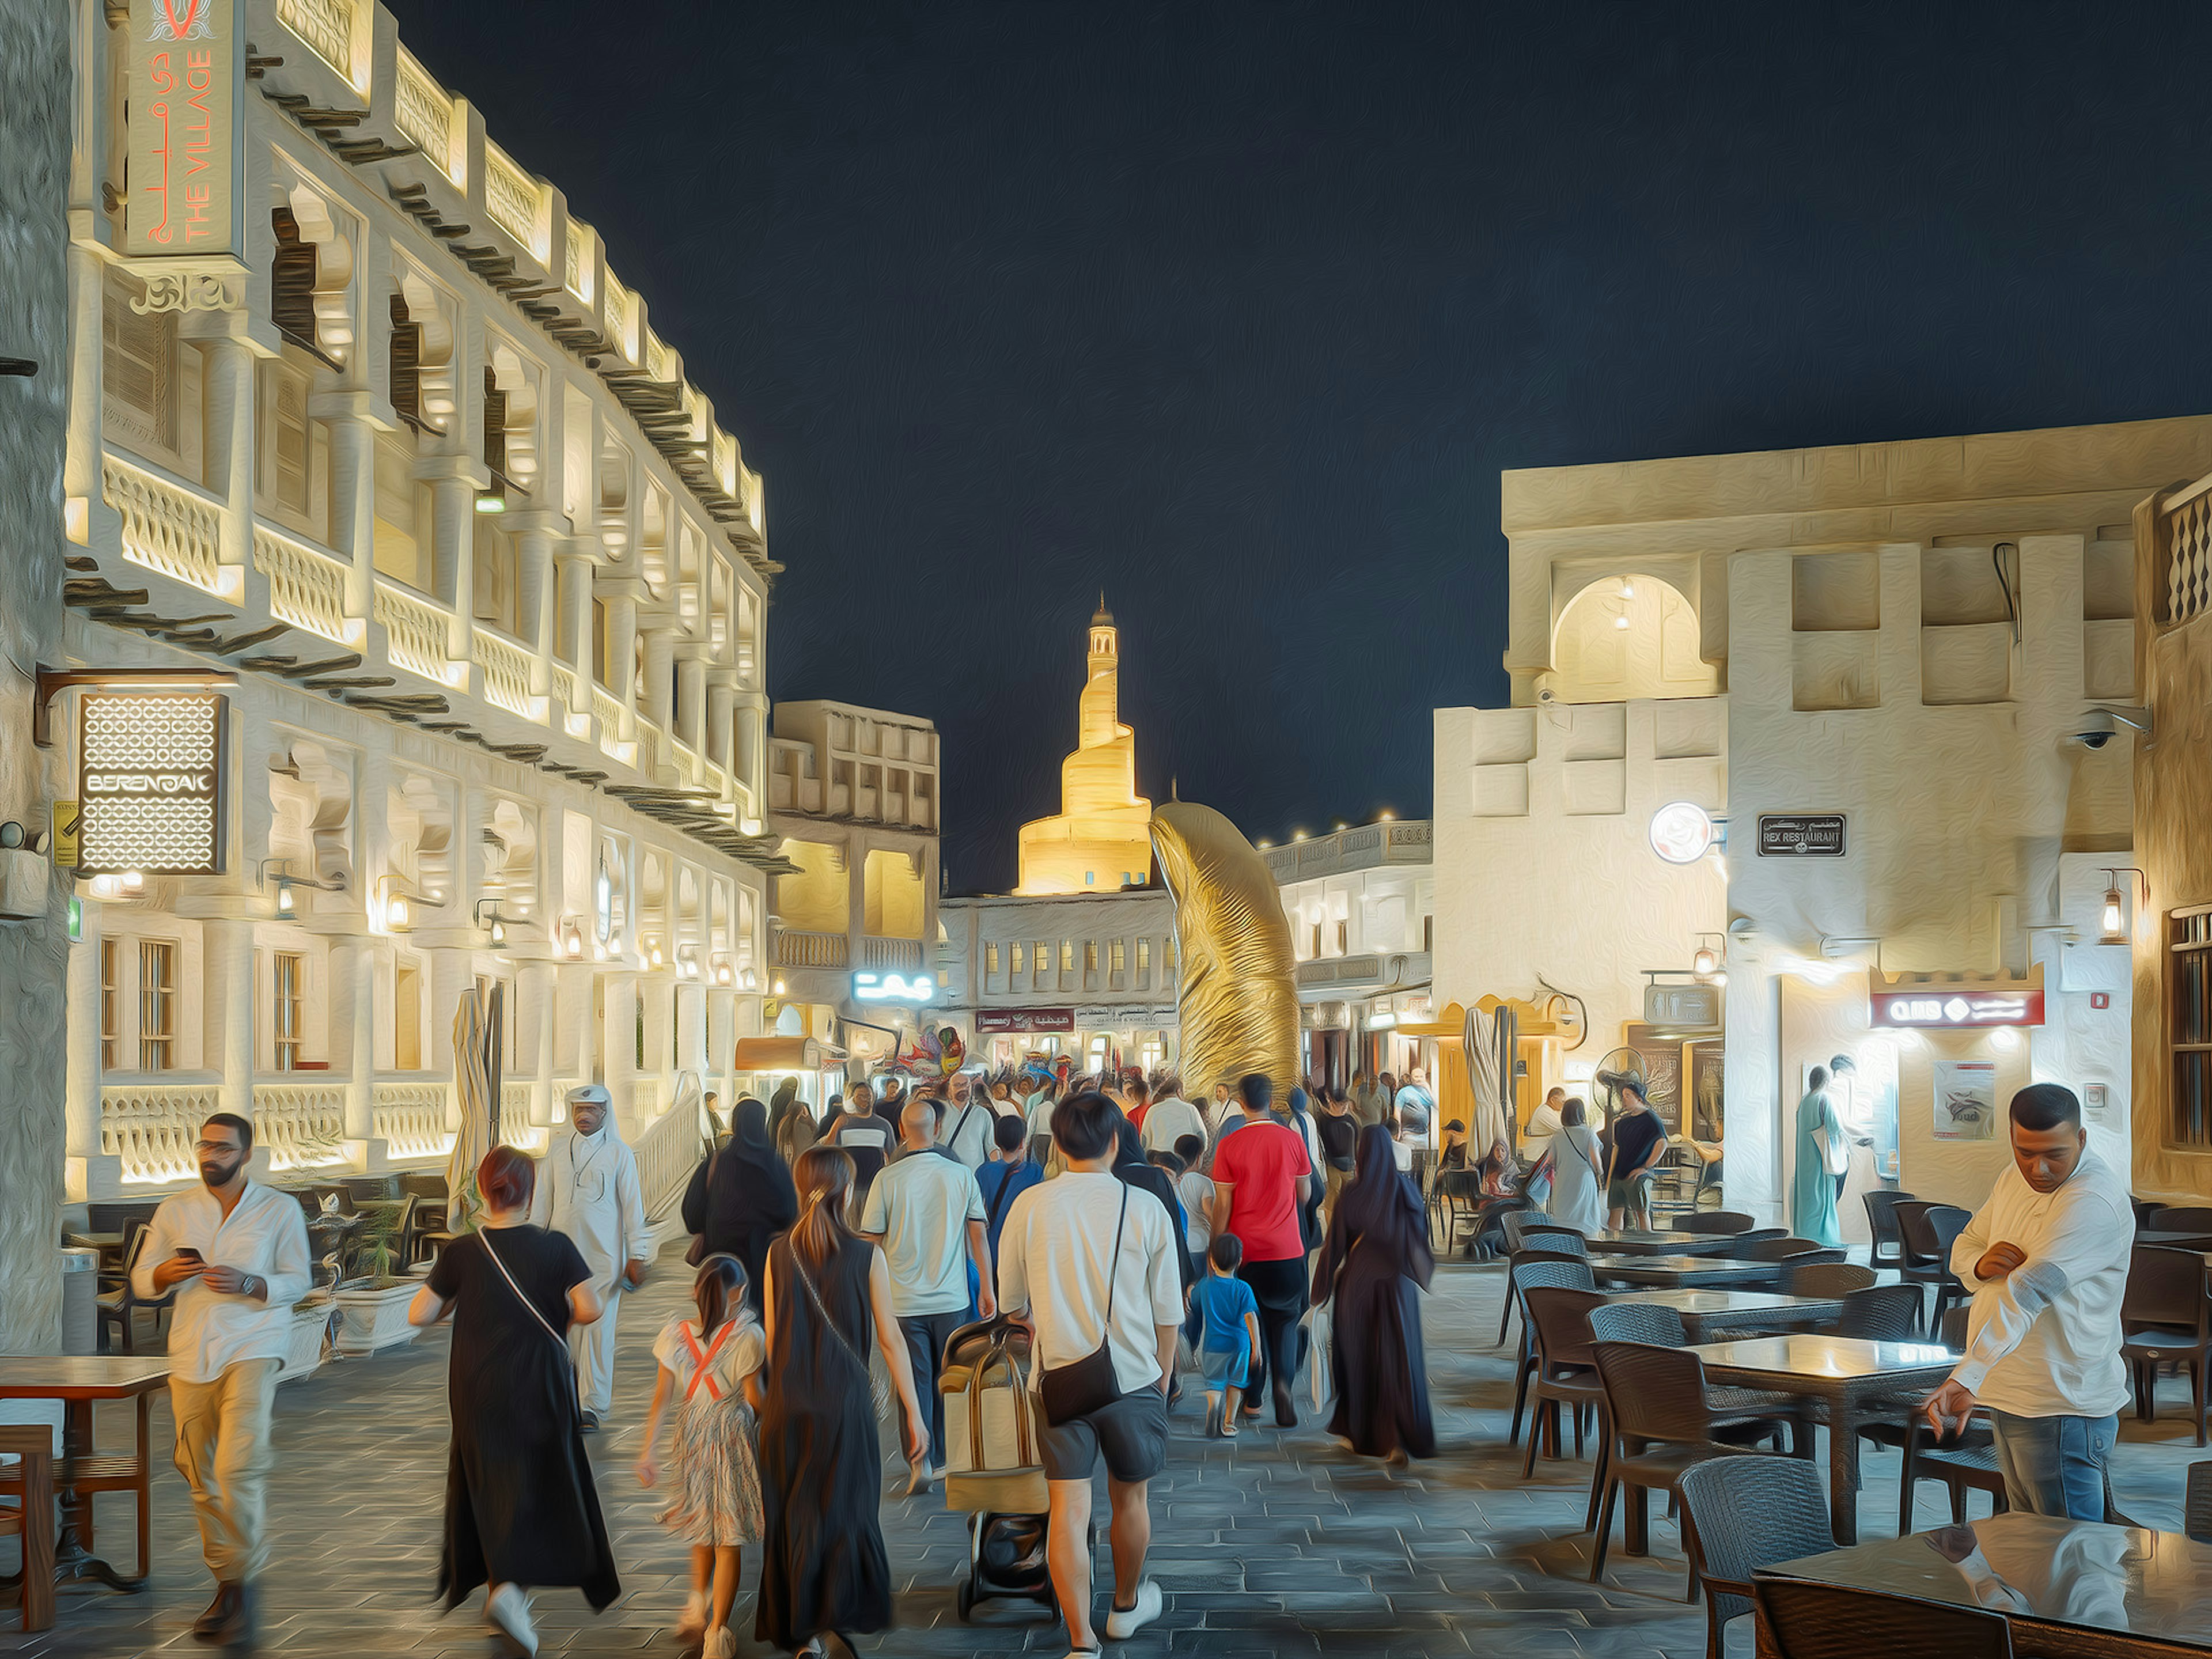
[1437,416,2212,1224]
[52,0,794,1213]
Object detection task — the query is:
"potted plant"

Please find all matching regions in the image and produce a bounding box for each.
[332,1204,422,1356]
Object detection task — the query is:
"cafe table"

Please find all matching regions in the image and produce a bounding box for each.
[1689,1335,1956,1545]
[1584,1229,1746,1258]
[1754,1512,2212,1658]
[1605,1289,1844,1342]
[0,1357,171,1591]
[1594,1255,1787,1290]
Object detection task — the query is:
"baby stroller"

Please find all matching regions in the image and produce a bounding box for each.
[939,1316,1093,1623]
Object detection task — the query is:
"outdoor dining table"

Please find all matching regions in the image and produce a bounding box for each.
[0,1357,171,1592]
[1584,1229,1746,1257]
[1593,1255,1788,1290]
[1753,1512,2212,1658]
[1689,1335,1956,1546]
[1604,1288,1844,1341]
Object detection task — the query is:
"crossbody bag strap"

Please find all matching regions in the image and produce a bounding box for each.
[1099,1183,1129,1333]
[479,1231,571,1359]
[787,1244,873,1384]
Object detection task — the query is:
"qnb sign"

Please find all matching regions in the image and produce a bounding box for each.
[854,971,937,1005]
[1870,988,2045,1030]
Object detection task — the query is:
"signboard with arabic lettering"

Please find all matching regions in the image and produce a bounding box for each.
[1758,813,1847,857]
[1870,984,2045,1029]
[975,1007,1075,1034]
[77,692,228,874]
[125,0,244,258]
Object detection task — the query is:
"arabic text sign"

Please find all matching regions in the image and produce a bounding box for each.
[1871,987,2045,1029]
[1758,813,1847,857]
[126,0,242,258]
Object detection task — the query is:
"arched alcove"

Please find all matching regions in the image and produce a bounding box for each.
[1548,573,1718,702]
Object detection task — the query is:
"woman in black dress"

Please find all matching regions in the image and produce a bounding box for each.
[683,1097,800,1309]
[1313,1123,1438,1464]
[408,1145,619,1653]
[756,1146,928,1657]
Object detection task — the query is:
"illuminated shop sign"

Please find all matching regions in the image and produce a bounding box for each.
[1869,969,2044,1029]
[1648,801,1717,864]
[854,970,936,1005]
[125,0,245,259]
[77,691,228,874]
[975,1007,1074,1033]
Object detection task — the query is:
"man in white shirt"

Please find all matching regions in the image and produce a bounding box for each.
[1139,1074,1207,1156]
[937,1071,998,1169]
[1922,1084,2133,1521]
[1025,1076,1065,1162]
[999,1089,1181,1659]
[862,1099,994,1489]
[531,1084,646,1430]
[133,1111,312,1646]
[1207,1080,1238,1137]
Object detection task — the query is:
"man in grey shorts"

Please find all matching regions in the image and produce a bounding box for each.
[998,1089,1183,1659]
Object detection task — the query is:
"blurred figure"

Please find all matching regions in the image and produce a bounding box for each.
[975,1112,1045,1263]
[683,1098,800,1312]
[756,1149,928,1658]
[1313,1124,1437,1464]
[1139,1073,1206,1156]
[532,1084,646,1430]
[411,1146,617,1654]
[635,1255,767,1659]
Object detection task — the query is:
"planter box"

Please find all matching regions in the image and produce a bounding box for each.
[334,1281,422,1356]
[280,1298,335,1383]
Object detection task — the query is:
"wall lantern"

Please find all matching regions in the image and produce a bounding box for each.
[374,873,433,932]
[560,917,585,960]
[473,900,512,948]
[2100,869,2147,947]
[258,858,344,917]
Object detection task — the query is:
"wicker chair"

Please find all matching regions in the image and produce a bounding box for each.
[1520,1224,1590,1256]
[1899,1202,1974,1330]
[1508,1258,1599,1447]
[1753,1576,2014,1659]
[1589,1302,1809,1450]
[2120,1244,2212,1445]
[1742,1236,1824,1261]
[1676,1210,1754,1236]
[95,1221,177,1354]
[1863,1189,1917,1270]
[2186,1461,2212,1544]
[1678,1455,1832,1659]
[1522,1287,1610,1478]
[1897,1411,2008,1529]
[1589,1341,1776,1594]
[1831,1283,1924,1342]
[2146,1205,2212,1233]
[1784,1262,1878,1300]
[1499,1246,1593,1347]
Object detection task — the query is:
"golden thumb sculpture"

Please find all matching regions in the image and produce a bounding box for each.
[1150,801,1300,1098]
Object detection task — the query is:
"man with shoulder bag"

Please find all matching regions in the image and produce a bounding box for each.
[998,1090,1182,1659]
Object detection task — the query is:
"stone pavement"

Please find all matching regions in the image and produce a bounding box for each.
[14,1245,2204,1658]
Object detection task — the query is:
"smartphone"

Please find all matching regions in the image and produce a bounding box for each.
[173,1246,203,1264]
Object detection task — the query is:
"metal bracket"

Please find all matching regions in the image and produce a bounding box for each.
[32,666,237,747]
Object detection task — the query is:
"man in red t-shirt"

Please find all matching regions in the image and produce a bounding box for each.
[1209,1073,1313,1426]
[1126,1073,1153,1135]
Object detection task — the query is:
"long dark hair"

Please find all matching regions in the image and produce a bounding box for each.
[693,1253,747,1339]
[789,1145,857,1269]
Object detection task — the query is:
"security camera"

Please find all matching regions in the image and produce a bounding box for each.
[2069,706,2152,749]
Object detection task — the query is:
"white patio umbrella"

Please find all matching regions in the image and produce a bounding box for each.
[445,983,502,1231]
[1463,1001,1508,1158]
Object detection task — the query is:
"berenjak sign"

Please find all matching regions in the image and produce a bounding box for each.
[1757,813,1846,857]
[77,691,228,874]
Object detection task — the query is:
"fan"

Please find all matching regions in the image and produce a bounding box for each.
[1590,1048,1645,1127]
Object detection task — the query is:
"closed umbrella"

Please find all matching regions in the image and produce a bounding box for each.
[445,985,503,1232]
[1462,1002,1507,1160]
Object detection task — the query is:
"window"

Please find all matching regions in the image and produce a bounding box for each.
[1060,941,1075,974]
[1109,940,1125,974]
[1423,915,1433,953]
[139,941,176,1071]
[394,959,422,1070]
[1121,872,1131,887]
[389,292,425,431]
[99,939,119,1070]
[1010,942,1025,976]
[258,362,313,519]
[985,943,1001,979]
[1137,938,1150,984]
[1336,919,1349,954]
[472,514,517,632]
[270,206,320,353]
[1084,941,1099,973]
[372,431,427,587]
[274,951,304,1071]
[2173,908,2212,1147]
[1310,922,1323,959]
[1037,941,1051,984]
[1085,870,1095,887]
[103,272,177,460]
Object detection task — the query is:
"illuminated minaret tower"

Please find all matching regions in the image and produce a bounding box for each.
[1016,597,1155,895]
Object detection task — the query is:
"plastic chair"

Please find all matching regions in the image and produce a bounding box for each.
[1897,1410,2008,1529]
[1753,1575,2014,1659]
[1507,1258,1599,1447]
[1784,1262,1877,1300]
[1831,1283,1924,1342]
[1863,1189,1916,1270]
[2120,1244,2212,1445]
[1519,1225,1589,1257]
[1677,1210,1753,1236]
[95,1221,176,1355]
[1499,1247,1592,1347]
[1743,1236,1824,1261]
[1679,1456,1833,1659]
[2186,1461,2212,1544]
[1899,1203,1974,1330]
[2147,1206,2212,1233]
[1588,1341,1775,1595]
[1522,1287,1610,1477]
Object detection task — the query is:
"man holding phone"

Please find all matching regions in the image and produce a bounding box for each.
[131,1111,311,1645]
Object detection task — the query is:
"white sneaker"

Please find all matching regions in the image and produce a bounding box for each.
[677,1589,710,1638]
[704,1625,737,1659]
[486,1584,539,1657]
[1104,1578,1162,1639]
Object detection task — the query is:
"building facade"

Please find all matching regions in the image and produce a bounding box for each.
[48,0,791,1215]
[1437,416,2212,1225]
[1015,600,1153,896]
[764,699,939,1092]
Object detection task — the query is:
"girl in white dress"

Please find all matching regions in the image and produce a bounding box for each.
[636,1255,767,1659]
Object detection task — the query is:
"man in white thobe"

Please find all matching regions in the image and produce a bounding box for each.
[531,1084,646,1428]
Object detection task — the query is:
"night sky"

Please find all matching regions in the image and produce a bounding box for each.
[388,1,2212,891]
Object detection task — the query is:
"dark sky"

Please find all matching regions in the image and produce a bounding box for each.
[388,1,2212,891]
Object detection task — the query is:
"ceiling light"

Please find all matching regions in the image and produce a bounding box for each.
[1989,1027,2020,1052]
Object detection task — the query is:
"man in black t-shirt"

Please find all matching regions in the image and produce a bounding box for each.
[1604,1084,1669,1230]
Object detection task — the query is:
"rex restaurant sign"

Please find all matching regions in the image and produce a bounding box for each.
[124,0,245,259]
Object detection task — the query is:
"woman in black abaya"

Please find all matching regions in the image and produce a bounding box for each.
[684,1097,800,1310]
[1313,1123,1437,1464]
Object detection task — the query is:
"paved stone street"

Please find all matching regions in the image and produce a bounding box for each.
[15,1245,2202,1658]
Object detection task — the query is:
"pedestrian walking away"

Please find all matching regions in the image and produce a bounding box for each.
[1139,1073,1207,1156]
[859,1097,994,1490]
[410,1146,620,1655]
[132,1111,312,1647]
[1313,1123,1437,1463]
[997,1089,1184,1659]
[756,1147,930,1658]
[636,1255,769,1659]
[1210,1073,1315,1427]
[531,1084,647,1429]
[683,1096,800,1310]
[1189,1235,1263,1436]
[975,1112,1046,1262]
[1920,1083,2133,1520]
[1543,1096,1607,1236]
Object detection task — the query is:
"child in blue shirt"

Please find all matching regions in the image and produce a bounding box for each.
[1187,1234,1262,1438]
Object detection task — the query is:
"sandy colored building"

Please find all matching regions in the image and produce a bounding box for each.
[1015,600,1154,896]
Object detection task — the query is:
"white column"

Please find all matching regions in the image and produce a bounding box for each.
[706,677,734,771]
[200,335,257,582]
[676,981,707,1083]
[706,987,736,1107]
[205,918,257,1138]
[428,468,476,664]
[514,519,558,695]
[65,904,113,1199]
[334,937,387,1170]
[605,588,639,735]
[317,394,376,624]
[643,627,675,730]
[555,550,593,687]
[603,972,639,1134]
[678,653,707,751]
[520,960,557,1130]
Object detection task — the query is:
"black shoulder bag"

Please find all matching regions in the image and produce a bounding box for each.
[1037,1184,1129,1427]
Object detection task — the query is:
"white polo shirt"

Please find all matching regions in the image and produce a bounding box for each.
[861,1148,986,1317]
[998,1172,1183,1396]
[131,1180,313,1385]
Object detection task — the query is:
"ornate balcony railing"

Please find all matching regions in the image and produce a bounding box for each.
[857,935,924,971]
[103,454,224,597]
[254,527,354,647]
[102,1083,220,1187]
[474,625,535,717]
[630,1075,665,1123]
[550,664,589,737]
[374,581,455,686]
[372,1080,454,1162]
[775,930,851,969]
[253,1082,350,1172]
[635,718,662,778]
